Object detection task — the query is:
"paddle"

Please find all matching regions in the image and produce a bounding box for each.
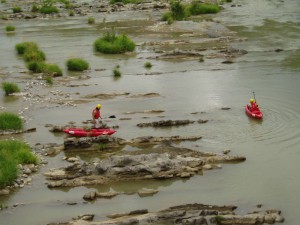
[253,92,257,104]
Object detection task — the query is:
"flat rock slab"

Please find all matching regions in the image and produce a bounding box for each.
[50,203,284,225]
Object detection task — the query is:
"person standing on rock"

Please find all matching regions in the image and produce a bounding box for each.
[92,104,102,128]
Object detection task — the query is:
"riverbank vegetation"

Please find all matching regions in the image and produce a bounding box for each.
[1,82,20,95]
[162,0,221,24]
[66,58,89,71]
[0,140,38,188]
[94,28,135,54]
[0,112,23,130]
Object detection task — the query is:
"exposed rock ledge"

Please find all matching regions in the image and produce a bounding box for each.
[44,143,245,188]
[49,203,284,225]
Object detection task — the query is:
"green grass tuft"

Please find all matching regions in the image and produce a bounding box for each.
[15,42,39,55]
[23,50,46,62]
[144,62,152,69]
[12,6,22,13]
[0,139,38,188]
[2,82,20,95]
[5,25,15,32]
[113,68,121,77]
[94,29,135,54]
[45,75,53,85]
[0,112,23,130]
[88,17,95,24]
[40,5,59,14]
[66,58,89,71]
[188,1,221,15]
[43,63,63,76]
[31,4,40,12]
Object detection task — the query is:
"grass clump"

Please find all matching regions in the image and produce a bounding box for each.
[88,17,95,24]
[45,75,53,84]
[0,112,23,130]
[69,10,74,16]
[43,63,63,76]
[26,61,46,73]
[1,0,7,3]
[162,0,187,23]
[94,28,135,54]
[15,42,38,55]
[66,58,89,71]
[188,1,221,15]
[144,62,152,69]
[0,139,38,188]
[162,0,221,23]
[113,66,121,77]
[16,41,62,76]
[31,4,40,12]
[1,82,20,95]
[27,62,62,76]
[5,25,15,32]
[40,5,59,14]
[12,6,22,13]
[23,50,46,62]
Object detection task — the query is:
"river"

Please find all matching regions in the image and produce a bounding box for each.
[0,0,299,224]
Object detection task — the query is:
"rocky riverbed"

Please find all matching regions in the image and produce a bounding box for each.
[0,0,289,224]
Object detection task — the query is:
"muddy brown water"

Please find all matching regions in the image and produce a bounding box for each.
[1,0,300,224]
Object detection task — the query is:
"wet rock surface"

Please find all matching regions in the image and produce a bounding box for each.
[44,138,245,188]
[49,203,284,225]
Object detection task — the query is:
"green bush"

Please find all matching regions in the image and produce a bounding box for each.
[66,58,89,71]
[88,17,95,24]
[2,82,20,95]
[27,62,62,76]
[45,75,53,84]
[0,139,38,188]
[0,112,23,130]
[161,0,187,22]
[26,61,45,73]
[162,11,174,24]
[43,63,63,76]
[5,25,15,32]
[69,10,74,16]
[170,0,186,20]
[113,68,121,77]
[15,42,38,55]
[12,6,22,13]
[23,50,46,62]
[188,2,221,15]
[94,29,135,54]
[1,0,7,3]
[31,4,40,12]
[40,5,59,14]
[144,62,152,69]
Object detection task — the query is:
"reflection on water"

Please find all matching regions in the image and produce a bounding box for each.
[1,0,300,225]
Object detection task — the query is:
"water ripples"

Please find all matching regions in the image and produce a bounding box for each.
[247,98,300,148]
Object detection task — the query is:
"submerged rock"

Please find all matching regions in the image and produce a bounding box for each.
[137,119,195,127]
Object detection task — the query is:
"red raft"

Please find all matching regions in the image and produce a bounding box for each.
[245,105,263,119]
[64,128,116,137]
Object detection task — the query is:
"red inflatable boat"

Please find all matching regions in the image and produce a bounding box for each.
[64,128,116,137]
[245,105,263,119]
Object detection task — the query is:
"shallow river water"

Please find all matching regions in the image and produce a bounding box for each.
[0,0,300,224]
